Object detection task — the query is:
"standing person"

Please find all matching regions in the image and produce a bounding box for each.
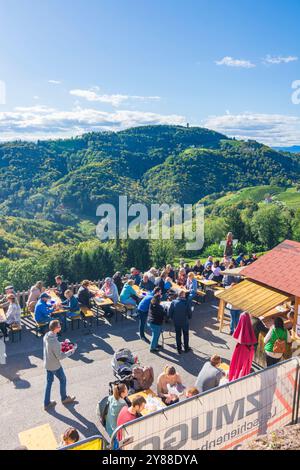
[112,272,123,295]
[195,355,225,393]
[224,232,234,259]
[27,281,45,313]
[169,290,192,354]
[137,287,161,343]
[264,317,292,367]
[55,276,68,301]
[226,299,242,336]
[43,320,76,411]
[228,312,257,382]
[147,292,164,353]
[105,384,129,437]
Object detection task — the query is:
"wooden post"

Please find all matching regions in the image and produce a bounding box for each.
[218,299,226,332]
[292,296,300,339]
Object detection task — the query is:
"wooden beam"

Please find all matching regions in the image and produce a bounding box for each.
[218,299,226,332]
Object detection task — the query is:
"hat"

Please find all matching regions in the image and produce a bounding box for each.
[4,286,14,291]
[40,293,51,300]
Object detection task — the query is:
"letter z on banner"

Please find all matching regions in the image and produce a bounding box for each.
[113,358,299,451]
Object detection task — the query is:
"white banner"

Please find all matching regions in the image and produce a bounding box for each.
[113,358,299,451]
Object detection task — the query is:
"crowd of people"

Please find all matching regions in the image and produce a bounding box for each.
[0,232,294,450]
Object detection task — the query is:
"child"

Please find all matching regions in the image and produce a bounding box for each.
[60,427,80,447]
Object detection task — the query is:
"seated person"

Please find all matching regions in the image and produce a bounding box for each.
[6,294,21,326]
[117,396,146,443]
[204,256,213,269]
[0,286,17,312]
[105,383,129,437]
[100,277,119,304]
[235,253,245,267]
[165,264,175,281]
[120,280,139,316]
[185,387,199,399]
[77,280,95,308]
[61,290,81,318]
[177,268,187,287]
[186,272,198,303]
[164,277,173,295]
[34,293,56,327]
[203,265,213,280]
[193,260,204,275]
[184,263,192,275]
[129,268,142,286]
[144,268,157,284]
[139,274,155,292]
[54,276,68,301]
[195,355,225,393]
[210,261,223,283]
[112,272,123,295]
[157,366,184,405]
[59,428,80,448]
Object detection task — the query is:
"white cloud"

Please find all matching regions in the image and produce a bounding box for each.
[48,80,62,85]
[264,55,298,65]
[215,56,256,68]
[70,88,161,107]
[0,105,186,141]
[203,112,300,146]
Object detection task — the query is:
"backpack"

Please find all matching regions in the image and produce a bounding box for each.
[97,396,109,427]
[273,329,287,354]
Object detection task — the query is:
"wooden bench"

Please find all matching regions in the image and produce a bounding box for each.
[8,323,22,343]
[30,313,48,337]
[80,307,95,332]
[114,302,132,321]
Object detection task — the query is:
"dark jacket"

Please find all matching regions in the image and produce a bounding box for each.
[113,275,123,294]
[56,281,68,301]
[77,286,93,308]
[169,298,191,327]
[148,302,164,326]
[62,295,80,313]
[139,279,155,292]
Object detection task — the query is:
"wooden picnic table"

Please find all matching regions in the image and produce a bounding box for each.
[45,289,61,304]
[128,389,166,416]
[132,285,148,298]
[199,279,218,288]
[19,423,58,450]
[93,297,114,307]
[171,282,189,294]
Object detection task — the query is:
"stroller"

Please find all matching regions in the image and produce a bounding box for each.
[109,348,154,395]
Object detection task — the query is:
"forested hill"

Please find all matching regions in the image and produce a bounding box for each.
[0,125,299,222]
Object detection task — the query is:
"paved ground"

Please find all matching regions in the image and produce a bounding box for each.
[0,295,235,450]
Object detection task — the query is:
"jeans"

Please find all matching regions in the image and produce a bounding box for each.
[148,323,161,350]
[138,310,148,338]
[44,367,67,407]
[230,310,242,334]
[175,324,189,352]
[0,322,8,338]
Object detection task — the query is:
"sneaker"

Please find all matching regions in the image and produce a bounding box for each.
[184,347,192,353]
[177,349,182,355]
[131,312,138,318]
[140,336,150,343]
[44,401,57,411]
[157,345,163,349]
[150,348,159,353]
[62,396,76,405]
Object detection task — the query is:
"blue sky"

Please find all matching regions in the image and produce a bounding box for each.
[0,0,300,145]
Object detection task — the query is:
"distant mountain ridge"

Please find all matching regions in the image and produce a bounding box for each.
[0,125,299,224]
[273,146,300,153]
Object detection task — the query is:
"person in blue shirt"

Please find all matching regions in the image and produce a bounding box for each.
[61,290,81,318]
[137,287,161,342]
[34,293,56,332]
[169,290,192,354]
